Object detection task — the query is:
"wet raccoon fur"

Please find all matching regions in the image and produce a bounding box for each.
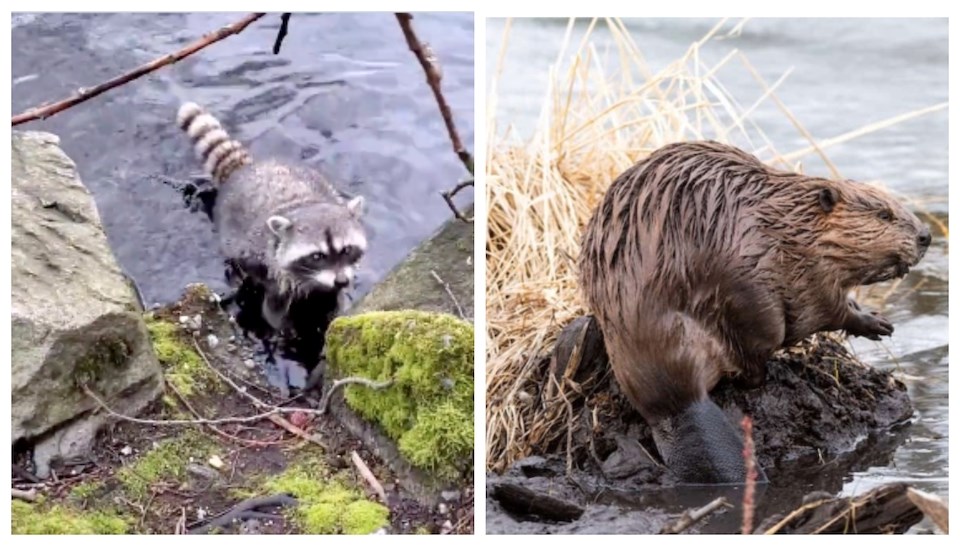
[176,102,367,333]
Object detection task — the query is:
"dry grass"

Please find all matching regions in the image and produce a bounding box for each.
[485,17,947,472]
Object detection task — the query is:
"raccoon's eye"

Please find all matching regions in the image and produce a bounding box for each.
[311,251,327,261]
[878,210,893,222]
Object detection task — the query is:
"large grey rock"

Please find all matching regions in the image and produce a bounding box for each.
[12,131,163,477]
[351,206,474,320]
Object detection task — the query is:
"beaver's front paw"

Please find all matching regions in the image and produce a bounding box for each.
[846,309,894,340]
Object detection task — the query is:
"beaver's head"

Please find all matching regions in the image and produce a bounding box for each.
[813,179,931,286]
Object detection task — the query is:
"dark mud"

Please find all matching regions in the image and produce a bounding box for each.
[486,315,915,534]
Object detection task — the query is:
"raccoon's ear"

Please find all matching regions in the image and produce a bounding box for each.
[267,215,292,237]
[347,196,364,217]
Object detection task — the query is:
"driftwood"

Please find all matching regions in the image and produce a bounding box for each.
[758,482,923,534]
[12,13,266,126]
[491,483,584,522]
[906,487,948,533]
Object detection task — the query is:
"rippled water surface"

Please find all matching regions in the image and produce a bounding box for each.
[488,17,948,529]
[13,12,475,306]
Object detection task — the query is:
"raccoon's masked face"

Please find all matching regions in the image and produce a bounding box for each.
[268,196,367,292]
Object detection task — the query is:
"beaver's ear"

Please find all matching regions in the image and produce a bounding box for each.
[818,187,839,213]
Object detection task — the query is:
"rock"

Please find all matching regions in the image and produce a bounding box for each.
[350,207,474,320]
[11,131,163,477]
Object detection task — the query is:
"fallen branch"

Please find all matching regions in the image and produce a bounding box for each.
[431,269,466,319]
[395,12,474,178]
[492,483,584,522]
[267,414,328,450]
[84,384,282,425]
[441,178,475,223]
[318,377,394,414]
[351,450,387,503]
[272,13,292,54]
[12,488,38,502]
[188,494,298,534]
[12,13,266,126]
[660,496,730,534]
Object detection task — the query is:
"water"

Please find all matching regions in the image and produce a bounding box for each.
[12,12,475,307]
[487,17,948,526]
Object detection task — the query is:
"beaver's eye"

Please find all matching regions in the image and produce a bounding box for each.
[878,210,893,222]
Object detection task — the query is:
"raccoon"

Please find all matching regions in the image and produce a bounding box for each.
[176,102,367,332]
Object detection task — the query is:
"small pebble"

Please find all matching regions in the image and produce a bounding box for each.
[120,445,133,456]
[441,520,454,534]
[208,455,225,469]
[243,358,256,369]
[438,502,449,515]
[440,489,461,502]
[206,334,219,348]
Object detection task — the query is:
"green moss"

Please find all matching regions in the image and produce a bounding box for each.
[12,499,129,534]
[261,460,389,534]
[74,337,132,386]
[144,315,218,397]
[325,310,474,482]
[68,481,104,503]
[116,431,216,499]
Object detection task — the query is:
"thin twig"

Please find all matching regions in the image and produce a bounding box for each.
[350,450,387,503]
[660,496,730,534]
[12,13,266,126]
[272,13,292,54]
[12,489,38,502]
[266,413,328,450]
[441,178,475,223]
[318,377,394,414]
[395,12,474,176]
[167,378,283,448]
[742,416,757,535]
[430,269,466,319]
[85,384,282,425]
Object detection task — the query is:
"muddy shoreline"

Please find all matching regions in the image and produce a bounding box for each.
[486,316,919,534]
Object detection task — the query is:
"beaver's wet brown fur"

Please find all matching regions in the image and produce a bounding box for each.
[579,140,930,483]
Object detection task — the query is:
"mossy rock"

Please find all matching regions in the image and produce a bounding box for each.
[325,310,474,483]
[12,499,130,534]
[261,458,389,534]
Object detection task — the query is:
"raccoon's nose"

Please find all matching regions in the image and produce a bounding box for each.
[334,278,350,288]
[917,228,932,248]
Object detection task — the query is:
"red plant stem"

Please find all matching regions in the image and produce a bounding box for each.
[741,416,757,534]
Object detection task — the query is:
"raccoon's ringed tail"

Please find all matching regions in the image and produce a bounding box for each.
[177,102,251,184]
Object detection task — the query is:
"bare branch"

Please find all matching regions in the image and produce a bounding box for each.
[395,13,474,176]
[319,377,394,414]
[12,13,266,126]
[441,178,474,223]
[431,269,466,319]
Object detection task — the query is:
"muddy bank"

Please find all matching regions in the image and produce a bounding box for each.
[487,315,919,534]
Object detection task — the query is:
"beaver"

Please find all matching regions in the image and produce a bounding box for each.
[578,140,931,484]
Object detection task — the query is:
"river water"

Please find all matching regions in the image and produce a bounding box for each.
[487,17,948,531]
[12,12,475,307]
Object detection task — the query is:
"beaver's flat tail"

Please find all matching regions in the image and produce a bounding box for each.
[176,102,251,184]
[651,398,767,485]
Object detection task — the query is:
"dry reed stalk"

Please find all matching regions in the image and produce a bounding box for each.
[485,17,946,472]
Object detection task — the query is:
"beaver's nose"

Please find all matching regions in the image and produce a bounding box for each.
[918,228,932,248]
